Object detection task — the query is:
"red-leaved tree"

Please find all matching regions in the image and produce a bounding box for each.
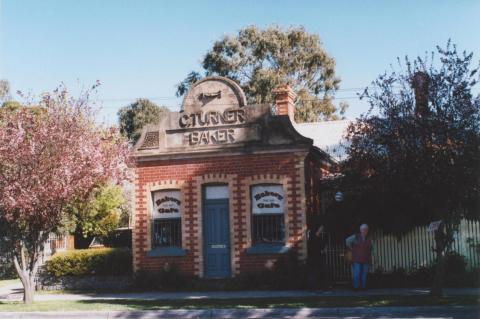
[0,85,130,303]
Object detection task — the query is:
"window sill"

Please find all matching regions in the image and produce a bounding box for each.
[147,247,186,257]
[246,245,290,255]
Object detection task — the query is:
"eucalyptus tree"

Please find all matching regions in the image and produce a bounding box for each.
[176,25,347,122]
[118,98,169,144]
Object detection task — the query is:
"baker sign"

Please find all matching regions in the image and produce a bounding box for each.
[152,190,181,219]
[252,185,284,215]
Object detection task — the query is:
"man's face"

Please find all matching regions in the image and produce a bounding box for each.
[360,227,368,237]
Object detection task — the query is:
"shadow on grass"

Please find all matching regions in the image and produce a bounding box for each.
[0,295,478,314]
[74,295,480,310]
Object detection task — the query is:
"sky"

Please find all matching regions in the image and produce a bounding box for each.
[1,0,479,125]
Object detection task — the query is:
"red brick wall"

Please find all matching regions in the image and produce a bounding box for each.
[133,151,310,277]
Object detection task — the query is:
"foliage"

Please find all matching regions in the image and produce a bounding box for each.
[67,184,126,239]
[466,237,480,254]
[0,84,130,303]
[176,25,346,122]
[0,252,16,280]
[44,248,132,277]
[118,98,169,144]
[1,100,22,111]
[1,100,44,117]
[337,41,480,295]
[335,41,480,232]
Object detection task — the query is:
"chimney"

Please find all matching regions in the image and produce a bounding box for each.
[273,84,296,123]
[411,71,430,117]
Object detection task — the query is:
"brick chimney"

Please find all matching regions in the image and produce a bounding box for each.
[273,84,296,123]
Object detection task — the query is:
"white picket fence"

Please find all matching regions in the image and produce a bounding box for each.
[324,219,480,281]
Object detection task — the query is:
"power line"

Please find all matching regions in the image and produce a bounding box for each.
[96,85,413,110]
[98,96,366,110]
[97,86,384,103]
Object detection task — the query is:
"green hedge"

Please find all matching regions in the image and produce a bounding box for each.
[44,248,132,277]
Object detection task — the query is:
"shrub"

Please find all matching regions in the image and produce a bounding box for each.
[410,266,435,287]
[134,263,192,290]
[425,252,470,287]
[270,252,309,289]
[226,252,309,290]
[443,252,467,275]
[224,271,272,290]
[369,253,477,288]
[0,257,16,280]
[44,248,132,277]
[134,253,309,291]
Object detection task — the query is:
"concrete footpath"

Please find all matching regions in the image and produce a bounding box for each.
[0,305,478,319]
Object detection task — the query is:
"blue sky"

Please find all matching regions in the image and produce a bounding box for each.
[1,0,479,125]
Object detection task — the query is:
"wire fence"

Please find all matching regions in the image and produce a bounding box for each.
[323,219,480,282]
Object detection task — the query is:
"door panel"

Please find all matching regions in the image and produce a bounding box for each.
[203,199,231,278]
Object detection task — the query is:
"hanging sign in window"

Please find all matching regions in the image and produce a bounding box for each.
[251,185,284,215]
[152,190,181,219]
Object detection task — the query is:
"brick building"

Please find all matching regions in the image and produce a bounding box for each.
[132,76,345,278]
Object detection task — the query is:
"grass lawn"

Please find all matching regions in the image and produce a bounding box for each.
[0,295,478,312]
[0,279,19,288]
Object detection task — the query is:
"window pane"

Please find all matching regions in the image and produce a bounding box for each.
[152,218,181,248]
[252,214,285,244]
[205,185,229,199]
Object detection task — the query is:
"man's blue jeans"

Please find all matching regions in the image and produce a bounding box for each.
[351,262,369,289]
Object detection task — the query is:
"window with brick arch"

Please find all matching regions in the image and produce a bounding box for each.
[151,189,182,248]
[251,184,285,245]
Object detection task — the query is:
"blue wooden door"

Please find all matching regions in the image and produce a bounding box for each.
[203,199,231,278]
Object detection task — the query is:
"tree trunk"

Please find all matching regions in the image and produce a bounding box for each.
[12,237,46,304]
[430,223,448,296]
[13,255,36,304]
[431,251,446,296]
[22,277,35,304]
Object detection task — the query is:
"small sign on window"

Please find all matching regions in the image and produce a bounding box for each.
[152,190,181,219]
[251,185,284,215]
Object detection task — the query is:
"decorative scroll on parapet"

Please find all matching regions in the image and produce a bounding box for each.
[182,77,247,113]
[139,131,159,150]
[133,76,314,157]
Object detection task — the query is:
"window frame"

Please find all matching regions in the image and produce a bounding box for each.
[149,188,184,252]
[250,183,286,246]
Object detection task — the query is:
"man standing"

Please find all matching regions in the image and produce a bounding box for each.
[346,224,373,291]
